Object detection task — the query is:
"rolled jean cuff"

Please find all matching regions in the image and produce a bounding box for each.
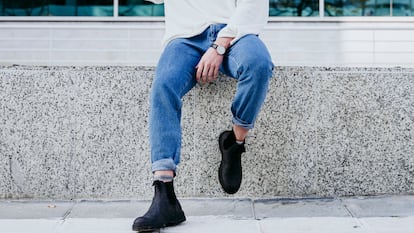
[232,117,254,130]
[151,158,177,173]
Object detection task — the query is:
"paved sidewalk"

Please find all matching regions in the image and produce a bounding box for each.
[1,195,413,233]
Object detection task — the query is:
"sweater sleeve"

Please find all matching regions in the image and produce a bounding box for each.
[145,0,164,4]
[217,0,269,44]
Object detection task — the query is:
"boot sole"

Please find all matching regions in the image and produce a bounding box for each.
[137,229,160,233]
[133,217,186,232]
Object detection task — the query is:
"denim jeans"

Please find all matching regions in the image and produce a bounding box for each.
[150,24,274,172]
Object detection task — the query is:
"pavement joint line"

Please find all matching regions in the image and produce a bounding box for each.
[256,220,264,233]
[50,201,77,233]
[53,219,67,233]
[343,202,356,218]
[341,201,368,232]
[250,199,257,220]
[337,197,357,218]
[61,201,76,220]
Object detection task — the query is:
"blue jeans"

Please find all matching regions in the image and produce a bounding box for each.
[150,24,274,172]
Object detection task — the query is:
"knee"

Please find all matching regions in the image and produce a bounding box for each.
[247,57,273,75]
[232,36,274,82]
[239,57,274,83]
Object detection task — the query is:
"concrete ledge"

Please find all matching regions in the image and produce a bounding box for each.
[1,195,414,219]
[0,65,413,199]
[1,196,414,233]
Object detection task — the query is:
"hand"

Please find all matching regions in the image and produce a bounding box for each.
[195,48,223,84]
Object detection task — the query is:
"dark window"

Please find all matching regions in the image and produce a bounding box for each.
[1,0,413,17]
[325,0,413,16]
[0,0,113,16]
[269,0,320,16]
[119,0,164,16]
[392,0,414,16]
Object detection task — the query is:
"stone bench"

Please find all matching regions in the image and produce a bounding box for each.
[0,65,413,199]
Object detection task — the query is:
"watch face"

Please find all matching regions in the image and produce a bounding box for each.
[217,45,226,55]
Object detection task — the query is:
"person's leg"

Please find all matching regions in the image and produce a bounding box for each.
[150,24,224,176]
[133,38,203,232]
[218,34,274,194]
[149,38,202,174]
[222,34,274,135]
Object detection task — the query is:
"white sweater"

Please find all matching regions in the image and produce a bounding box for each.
[146,0,269,45]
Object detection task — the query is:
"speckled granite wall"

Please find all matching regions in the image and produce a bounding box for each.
[0,66,413,200]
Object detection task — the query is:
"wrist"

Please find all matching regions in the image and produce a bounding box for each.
[215,37,233,49]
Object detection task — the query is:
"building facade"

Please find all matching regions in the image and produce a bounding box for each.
[1,0,414,67]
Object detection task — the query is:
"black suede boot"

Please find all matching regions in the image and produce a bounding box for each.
[218,130,245,194]
[132,180,186,232]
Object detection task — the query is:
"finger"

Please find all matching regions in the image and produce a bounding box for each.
[202,64,210,83]
[195,64,203,82]
[207,65,216,83]
[213,65,219,81]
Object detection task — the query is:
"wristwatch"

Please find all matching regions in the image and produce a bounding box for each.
[210,43,226,55]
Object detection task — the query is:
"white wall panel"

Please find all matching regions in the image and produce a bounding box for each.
[51,39,129,50]
[0,50,49,61]
[375,42,414,52]
[0,21,413,67]
[374,53,414,65]
[374,30,414,41]
[0,39,50,50]
[0,28,50,39]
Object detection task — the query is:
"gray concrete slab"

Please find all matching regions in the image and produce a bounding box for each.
[254,198,350,219]
[0,219,63,233]
[67,201,148,218]
[0,196,413,233]
[0,201,73,219]
[180,198,253,218]
[1,217,413,233]
[163,216,260,233]
[259,217,365,233]
[361,217,414,233]
[57,218,132,233]
[66,198,254,219]
[343,195,414,217]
